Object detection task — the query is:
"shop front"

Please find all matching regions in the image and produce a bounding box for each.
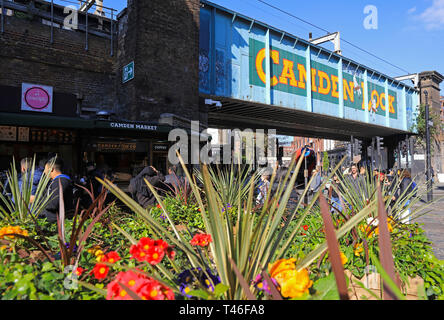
[0,112,174,190]
[81,120,173,190]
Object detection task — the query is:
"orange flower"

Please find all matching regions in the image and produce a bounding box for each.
[340,251,348,265]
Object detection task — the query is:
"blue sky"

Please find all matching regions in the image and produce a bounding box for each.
[62,0,444,93]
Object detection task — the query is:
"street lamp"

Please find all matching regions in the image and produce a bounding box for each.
[424,91,433,202]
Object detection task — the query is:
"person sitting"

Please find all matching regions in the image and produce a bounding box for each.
[39,157,74,224]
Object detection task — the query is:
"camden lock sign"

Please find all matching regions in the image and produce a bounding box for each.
[249,39,398,119]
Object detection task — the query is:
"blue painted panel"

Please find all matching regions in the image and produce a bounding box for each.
[199,2,418,133]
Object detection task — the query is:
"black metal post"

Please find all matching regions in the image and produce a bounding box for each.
[350,135,355,163]
[397,140,401,169]
[376,136,381,169]
[425,91,433,202]
[304,147,308,204]
[1,0,5,34]
[405,135,410,170]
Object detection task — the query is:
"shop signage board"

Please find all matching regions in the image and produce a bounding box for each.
[153,144,168,151]
[123,61,135,84]
[97,142,137,152]
[98,121,158,131]
[0,126,16,141]
[21,83,53,113]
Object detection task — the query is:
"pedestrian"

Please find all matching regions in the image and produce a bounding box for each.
[39,157,74,223]
[163,166,181,190]
[346,163,368,200]
[85,161,105,198]
[328,175,343,214]
[394,169,417,224]
[256,171,271,206]
[131,166,165,209]
[7,157,41,204]
[309,168,322,199]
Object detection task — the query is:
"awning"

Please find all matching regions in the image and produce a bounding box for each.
[0,112,94,129]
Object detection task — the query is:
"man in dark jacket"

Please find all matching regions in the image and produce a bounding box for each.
[40,157,74,223]
[132,166,164,209]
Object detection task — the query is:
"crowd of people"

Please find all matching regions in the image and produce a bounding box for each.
[0,153,424,226]
[0,154,189,224]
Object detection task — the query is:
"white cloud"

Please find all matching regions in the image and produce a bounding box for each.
[416,0,444,30]
[407,6,417,14]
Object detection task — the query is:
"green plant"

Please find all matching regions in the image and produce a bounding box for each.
[96,151,383,300]
[411,104,440,154]
[0,157,54,224]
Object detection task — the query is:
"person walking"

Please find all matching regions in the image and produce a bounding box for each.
[395,170,416,224]
[346,163,368,200]
[309,168,322,201]
[256,171,271,206]
[132,166,165,209]
[328,174,343,214]
[39,157,74,223]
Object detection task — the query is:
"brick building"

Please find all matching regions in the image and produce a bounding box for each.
[0,0,202,181]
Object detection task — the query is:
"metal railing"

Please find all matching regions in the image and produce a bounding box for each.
[0,0,118,56]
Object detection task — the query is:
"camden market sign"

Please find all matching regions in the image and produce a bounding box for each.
[96,120,158,132]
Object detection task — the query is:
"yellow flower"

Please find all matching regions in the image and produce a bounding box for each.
[340,251,348,265]
[268,258,313,299]
[278,269,313,298]
[268,258,297,279]
[354,243,363,256]
[0,226,27,239]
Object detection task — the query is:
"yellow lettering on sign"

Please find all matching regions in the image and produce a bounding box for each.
[311,69,317,92]
[389,95,395,114]
[255,48,280,87]
[380,93,387,111]
[331,75,339,98]
[297,64,306,89]
[318,70,331,95]
[279,59,298,87]
[343,80,354,102]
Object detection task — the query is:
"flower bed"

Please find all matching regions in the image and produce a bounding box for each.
[0,156,443,300]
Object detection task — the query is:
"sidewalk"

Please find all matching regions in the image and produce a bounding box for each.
[414,183,444,260]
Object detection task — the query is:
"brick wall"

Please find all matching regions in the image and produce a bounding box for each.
[116,0,202,125]
[0,0,203,126]
[0,11,116,112]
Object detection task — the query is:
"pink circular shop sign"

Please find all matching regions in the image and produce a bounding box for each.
[24,86,51,110]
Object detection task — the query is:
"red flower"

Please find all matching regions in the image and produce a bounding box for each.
[303,225,309,231]
[75,267,84,277]
[106,270,143,300]
[139,237,155,252]
[146,246,165,265]
[106,270,175,300]
[93,263,109,280]
[190,233,212,247]
[105,251,121,264]
[130,237,171,265]
[156,204,162,209]
[137,280,164,300]
[166,247,176,260]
